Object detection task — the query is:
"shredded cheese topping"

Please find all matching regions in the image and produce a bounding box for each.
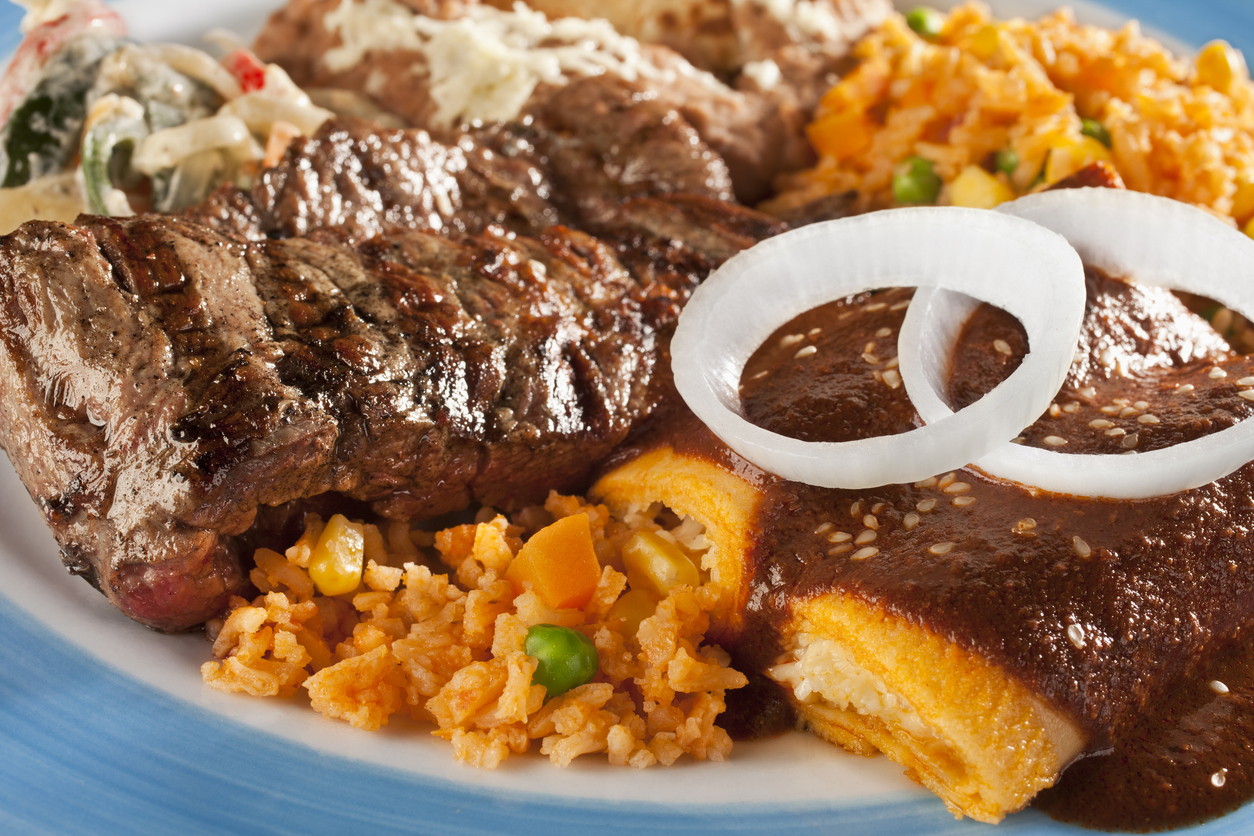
[323,0,686,128]
[735,0,865,41]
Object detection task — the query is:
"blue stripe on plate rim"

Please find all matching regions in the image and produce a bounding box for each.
[7,586,1254,836]
[1,0,1254,834]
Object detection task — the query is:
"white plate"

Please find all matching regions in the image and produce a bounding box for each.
[1,1,1252,833]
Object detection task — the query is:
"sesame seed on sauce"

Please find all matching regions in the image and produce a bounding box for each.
[1010,436,1025,444]
[942,481,971,494]
[863,341,876,353]
[1049,403,1062,418]
[814,522,833,535]
[1073,536,1092,558]
[871,502,886,514]
[1138,414,1160,424]
[863,514,880,530]
[916,498,937,512]
[1239,390,1254,402]
[751,370,768,380]
[1101,405,1122,415]
[890,300,910,311]
[884,356,900,369]
[1063,402,1079,413]
[929,542,954,555]
[902,512,920,530]
[1013,518,1037,535]
[1114,398,1131,407]
[794,345,818,359]
[1078,386,1097,398]
[862,352,880,365]
[882,369,902,389]
[1067,623,1086,649]
[1237,377,1254,386]
[1176,383,1196,395]
[851,546,879,560]
[875,327,893,338]
[855,530,877,545]
[1119,406,1139,418]
[1134,401,1149,410]
[864,302,887,312]
[1121,433,1139,449]
[1212,770,1228,788]
[1210,367,1228,379]
[938,472,957,488]
[1210,680,1230,694]
[779,333,805,349]
[1090,419,1115,429]
[914,476,938,489]
[1043,435,1068,446]
[807,327,822,337]
[1105,427,1127,437]
[952,496,976,507]
[850,501,863,517]
[828,531,852,543]
[828,544,853,556]
[993,339,1013,356]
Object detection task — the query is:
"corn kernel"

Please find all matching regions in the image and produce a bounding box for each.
[969,24,1000,61]
[308,514,365,596]
[622,530,700,596]
[948,165,1016,208]
[1232,178,1254,223]
[1044,135,1112,185]
[607,588,663,640]
[1196,40,1247,95]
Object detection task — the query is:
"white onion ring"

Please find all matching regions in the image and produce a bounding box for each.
[902,188,1254,499]
[671,207,1085,489]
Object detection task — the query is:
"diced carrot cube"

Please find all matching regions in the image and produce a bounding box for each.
[807,110,874,161]
[505,513,601,609]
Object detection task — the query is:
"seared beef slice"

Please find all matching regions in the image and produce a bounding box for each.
[0,215,654,630]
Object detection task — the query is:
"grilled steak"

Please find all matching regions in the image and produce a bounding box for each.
[0,102,782,630]
[189,76,737,244]
[0,215,645,629]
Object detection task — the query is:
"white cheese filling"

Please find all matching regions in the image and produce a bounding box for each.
[769,631,934,740]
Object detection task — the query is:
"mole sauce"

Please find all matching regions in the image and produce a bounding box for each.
[713,270,1254,829]
[1037,637,1254,830]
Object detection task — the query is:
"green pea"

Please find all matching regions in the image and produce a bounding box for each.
[994,147,1019,177]
[1080,118,1112,148]
[892,156,942,205]
[525,624,599,699]
[905,7,945,40]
